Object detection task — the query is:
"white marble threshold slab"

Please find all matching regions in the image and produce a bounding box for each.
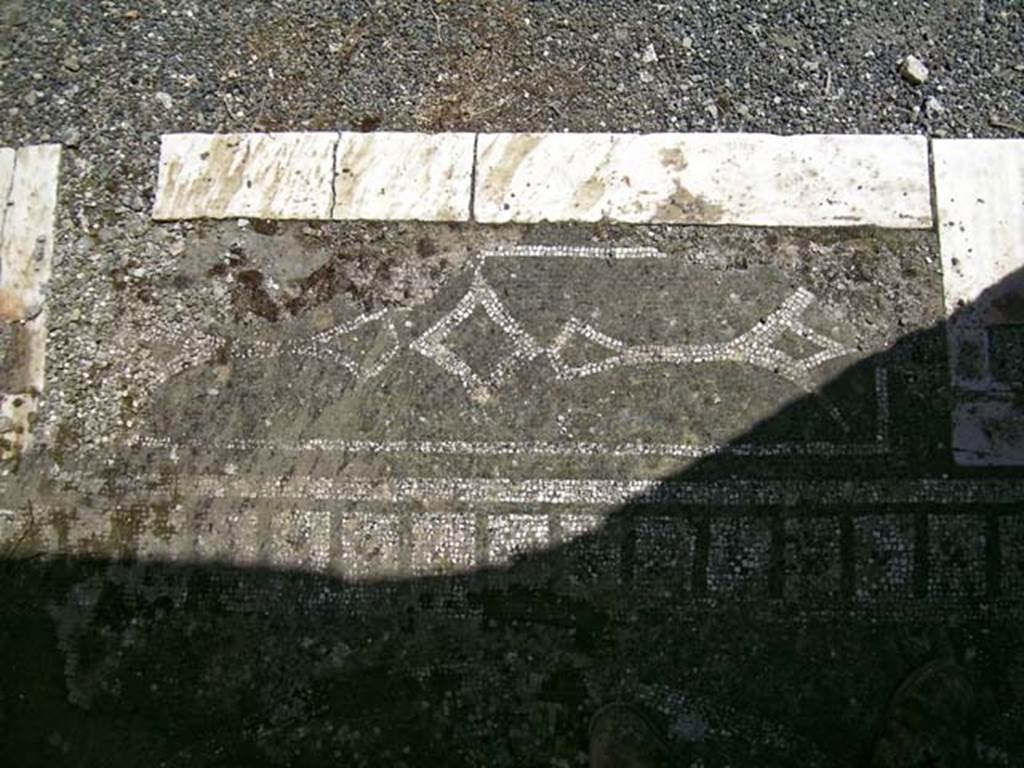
[0,143,61,460]
[153,131,475,223]
[934,139,1024,466]
[474,132,933,228]
[0,143,62,322]
[334,132,475,221]
[153,131,935,228]
[152,132,338,221]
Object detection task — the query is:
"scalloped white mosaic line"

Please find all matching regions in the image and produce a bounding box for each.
[481,245,666,259]
[153,131,933,227]
[935,139,1024,466]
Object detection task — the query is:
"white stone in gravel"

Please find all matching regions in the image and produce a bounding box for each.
[332,132,475,221]
[899,55,929,85]
[153,132,337,220]
[474,132,932,228]
[934,138,1024,465]
[154,91,173,111]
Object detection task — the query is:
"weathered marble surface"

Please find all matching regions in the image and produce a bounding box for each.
[333,131,474,221]
[0,143,61,459]
[935,139,1024,465]
[153,132,337,220]
[473,132,933,227]
[154,131,935,228]
[0,143,61,321]
[935,140,1024,313]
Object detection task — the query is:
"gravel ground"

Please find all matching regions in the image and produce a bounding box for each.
[2,1,1023,153]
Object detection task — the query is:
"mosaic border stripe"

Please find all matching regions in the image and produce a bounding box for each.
[128,365,890,460]
[30,473,1024,507]
[129,436,888,459]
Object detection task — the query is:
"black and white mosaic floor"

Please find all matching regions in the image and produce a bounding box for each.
[2,135,1022,766]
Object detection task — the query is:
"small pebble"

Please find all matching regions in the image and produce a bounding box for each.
[899,55,929,85]
[154,91,174,111]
